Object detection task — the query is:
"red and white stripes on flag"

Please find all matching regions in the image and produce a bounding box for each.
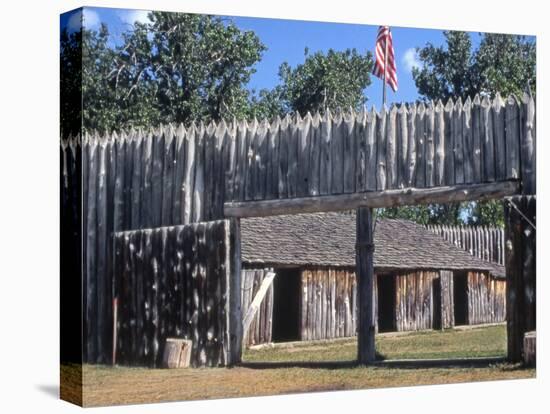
[373,26,398,92]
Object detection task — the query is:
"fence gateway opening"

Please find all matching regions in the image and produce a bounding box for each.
[272,268,301,342]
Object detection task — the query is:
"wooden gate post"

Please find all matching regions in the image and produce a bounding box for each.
[227,218,243,365]
[356,207,376,364]
[504,195,536,362]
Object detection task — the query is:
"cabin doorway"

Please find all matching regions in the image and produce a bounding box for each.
[272,268,301,342]
[377,274,396,332]
[454,272,468,325]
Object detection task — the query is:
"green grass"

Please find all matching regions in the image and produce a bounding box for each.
[76,325,534,407]
[243,324,507,363]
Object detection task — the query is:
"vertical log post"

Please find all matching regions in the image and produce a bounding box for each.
[227,218,243,365]
[356,207,376,364]
[504,195,536,362]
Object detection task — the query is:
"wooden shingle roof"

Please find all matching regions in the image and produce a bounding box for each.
[241,212,505,278]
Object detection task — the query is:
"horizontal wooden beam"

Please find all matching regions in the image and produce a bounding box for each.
[224,180,520,218]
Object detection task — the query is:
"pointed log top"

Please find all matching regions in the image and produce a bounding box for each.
[464,95,472,108]
[507,94,519,105]
[389,103,398,114]
[481,94,491,107]
[493,92,504,107]
[343,107,355,122]
[397,103,407,114]
[198,120,206,131]
[454,96,463,108]
[312,110,322,125]
[435,99,444,110]
[444,97,454,110]
[473,94,481,105]
[417,101,426,113]
[324,107,332,121]
[174,123,185,139]
[206,120,217,135]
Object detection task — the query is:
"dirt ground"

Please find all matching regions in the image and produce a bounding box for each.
[66,325,535,407]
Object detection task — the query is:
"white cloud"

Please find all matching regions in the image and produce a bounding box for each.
[402,48,421,72]
[82,8,100,29]
[119,9,151,25]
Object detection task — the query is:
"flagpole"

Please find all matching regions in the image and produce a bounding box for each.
[382,27,389,108]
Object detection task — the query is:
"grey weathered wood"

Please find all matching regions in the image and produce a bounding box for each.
[161,126,176,225]
[319,110,332,195]
[366,108,377,190]
[521,93,536,194]
[407,104,417,186]
[228,218,242,364]
[425,102,435,187]
[245,118,258,201]
[472,95,482,183]
[505,95,520,179]
[309,112,322,196]
[376,107,387,190]
[278,115,290,198]
[523,331,536,366]
[462,97,474,183]
[287,115,299,198]
[453,98,464,184]
[331,112,345,194]
[397,104,408,188]
[233,120,247,201]
[343,110,357,193]
[415,103,426,188]
[356,207,375,364]
[192,124,205,222]
[480,96,495,182]
[224,180,520,218]
[493,93,506,181]
[182,126,195,224]
[434,100,445,186]
[443,99,455,185]
[266,116,280,199]
[386,106,398,189]
[255,119,269,201]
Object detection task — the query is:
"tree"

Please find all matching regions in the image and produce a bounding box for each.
[60,27,82,137]
[274,48,374,116]
[61,12,268,133]
[381,31,536,227]
[412,31,536,101]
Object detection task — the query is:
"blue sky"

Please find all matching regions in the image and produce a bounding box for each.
[60,7,488,107]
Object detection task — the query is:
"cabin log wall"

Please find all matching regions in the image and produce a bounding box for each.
[467,271,506,325]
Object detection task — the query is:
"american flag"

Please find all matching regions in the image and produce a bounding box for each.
[373,26,398,92]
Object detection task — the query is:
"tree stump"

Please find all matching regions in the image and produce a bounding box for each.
[523,331,536,366]
[162,339,192,368]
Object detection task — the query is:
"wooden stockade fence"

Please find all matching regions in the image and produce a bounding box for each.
[60,93,535,363]
[426,225,505,265]
[241,269,274,346]
[113,220,239,367]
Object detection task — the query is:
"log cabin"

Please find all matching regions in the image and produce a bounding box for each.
[240,211,506,345]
